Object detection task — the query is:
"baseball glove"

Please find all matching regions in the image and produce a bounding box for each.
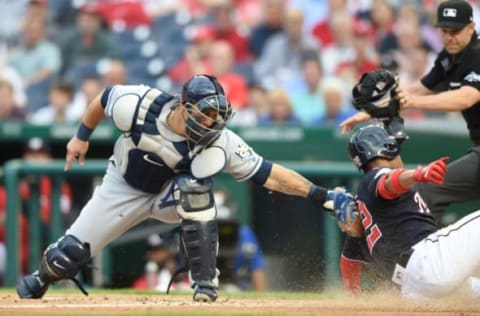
[352,69,400,119]
[336,201,364,238]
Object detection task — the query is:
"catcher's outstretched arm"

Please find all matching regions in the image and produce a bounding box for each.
[262,163,313,198]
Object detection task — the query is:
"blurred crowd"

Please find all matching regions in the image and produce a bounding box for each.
[0,0,474,127]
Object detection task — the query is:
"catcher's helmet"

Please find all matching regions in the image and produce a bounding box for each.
[348,124,400,171]
[182,75,233,150]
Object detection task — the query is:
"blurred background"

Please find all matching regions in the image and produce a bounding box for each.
[0,0,478,293]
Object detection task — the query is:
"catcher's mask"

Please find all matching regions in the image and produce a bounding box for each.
[182,75,233,150]
[348,124,400,171]
[352,69,399,117]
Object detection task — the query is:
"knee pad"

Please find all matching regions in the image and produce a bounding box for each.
[39,235,91,283]
[174,173,216,221]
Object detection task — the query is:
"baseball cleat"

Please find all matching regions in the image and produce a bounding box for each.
[17,272,49,299]
[192,282,218,303]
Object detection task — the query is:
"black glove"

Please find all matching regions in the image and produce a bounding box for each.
[352,69,400,118]
[352,69,408,142]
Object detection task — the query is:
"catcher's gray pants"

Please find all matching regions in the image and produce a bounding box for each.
[66,162,181,257]
[417,146,480,224]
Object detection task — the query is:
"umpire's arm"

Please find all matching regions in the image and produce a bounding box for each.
[399,85,480,111]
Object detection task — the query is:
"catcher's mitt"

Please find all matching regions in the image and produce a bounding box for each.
[352,69,400,119]
[336,201,364,238]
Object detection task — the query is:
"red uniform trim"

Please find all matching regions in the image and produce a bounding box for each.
[377,174,398,200]
[377,169,408,200]
[340,254,362,294]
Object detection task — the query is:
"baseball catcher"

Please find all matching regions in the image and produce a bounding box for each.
[351,69,408,142]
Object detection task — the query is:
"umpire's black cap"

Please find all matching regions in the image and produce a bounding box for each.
[436,0,473,29]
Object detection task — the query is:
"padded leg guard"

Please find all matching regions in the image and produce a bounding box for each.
[17,272,49,299]
[17,235,91,299]
[181,219,218,302]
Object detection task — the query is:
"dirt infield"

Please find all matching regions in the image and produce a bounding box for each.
[1,290,479,315]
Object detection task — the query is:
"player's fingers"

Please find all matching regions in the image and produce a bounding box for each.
[64,152,75,171]
[340,123,352,135]
[78,154,85,166]
[432,162,447,174]
[430,171,445,185]
[438,162,447,174]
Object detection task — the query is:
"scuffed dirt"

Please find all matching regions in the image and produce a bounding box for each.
[0,291,479,315]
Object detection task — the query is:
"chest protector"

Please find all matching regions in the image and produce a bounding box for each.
[123,89,179,193]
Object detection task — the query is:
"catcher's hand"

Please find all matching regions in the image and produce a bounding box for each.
[322,187,353,213]
[65,137,89,171]
[336,203,364,238]
[352,69,400,119]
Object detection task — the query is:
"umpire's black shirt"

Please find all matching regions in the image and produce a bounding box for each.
[421,32,480,142]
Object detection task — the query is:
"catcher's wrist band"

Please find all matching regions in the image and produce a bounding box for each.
[307,184,327,208]
[76,122,94,141]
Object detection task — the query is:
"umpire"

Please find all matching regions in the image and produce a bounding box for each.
[394,0,480,223]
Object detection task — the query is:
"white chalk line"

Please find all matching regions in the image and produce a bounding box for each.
[0,303,162,309]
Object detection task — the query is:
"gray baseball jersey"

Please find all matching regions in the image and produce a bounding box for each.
[67,84,271,256]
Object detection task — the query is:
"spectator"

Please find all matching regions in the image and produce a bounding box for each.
[254,8,320,89]
[70,76,104,123]
[0,79,25,120]
[370,0,397,54]
[312,0,349,49]
[311,77,355,126]
[61,4,120,76]
[230,0,263,29]
[28,80,77,125]
[167,24,214,87]
[0,58,27,108]
[22,0,52,38]
[132,233,188,292]
[230,82,270,126]
[95,0,152,30]
[249,0,285,58]
[393,21,435,86]
[8,16,61,111]
[320,11,355,77]
[288,0,328,36]
[101,59,128,86]
[258,88,301,125]
[209,2,252,63]
[232,225,266,291]
[142,0,180,19]
[336,20,379,86]
[290,57,326,126]
[396,3,442,53]
[0,0,30,43]
[210,40,249,110]
[9,17,61,86]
